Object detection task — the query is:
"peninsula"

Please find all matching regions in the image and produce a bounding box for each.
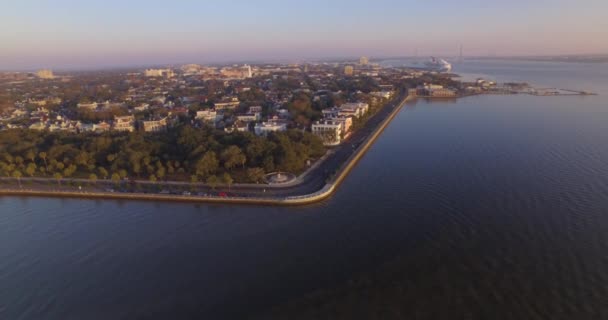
[0,59,595,205]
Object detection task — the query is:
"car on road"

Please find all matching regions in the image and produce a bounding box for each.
[218,192,228,197]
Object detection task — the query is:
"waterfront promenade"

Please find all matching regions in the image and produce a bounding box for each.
[0,95,412,206]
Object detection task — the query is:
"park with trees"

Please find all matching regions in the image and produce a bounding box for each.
[0,124,325,186]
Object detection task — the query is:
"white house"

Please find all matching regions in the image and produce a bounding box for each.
[236,112,261,122]
[225,121,249,133]
[312,120,343,146]
[328,116,353,135]
[340,102,369,118]
[134,103,150,112]
[94,122,111,132]
[196,109,222,123]
[214,97,240,110]
[322,107,340,118]
[143,118,169,133]
[248,106,263,113]
[113,115,135,132]
[144,69,174,78]
[370,91,393,99]
[29,122,47,131]
[77,102,98,110]
[254,121,287,136]
[78,123,96,132]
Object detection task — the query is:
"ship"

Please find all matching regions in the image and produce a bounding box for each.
[424,57,452,72]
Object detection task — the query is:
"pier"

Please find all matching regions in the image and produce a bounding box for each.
[531,88,597,96]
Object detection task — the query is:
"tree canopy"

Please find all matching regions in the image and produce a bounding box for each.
[0,126,325,184]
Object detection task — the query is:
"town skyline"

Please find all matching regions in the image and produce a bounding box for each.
[2,0,608,70]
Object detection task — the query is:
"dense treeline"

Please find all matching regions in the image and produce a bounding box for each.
[0,126,325,184]
[397,74,460,91]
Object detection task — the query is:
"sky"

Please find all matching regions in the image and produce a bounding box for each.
[1,0,607,70]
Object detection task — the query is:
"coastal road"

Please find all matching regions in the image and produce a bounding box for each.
[0,94,408,200]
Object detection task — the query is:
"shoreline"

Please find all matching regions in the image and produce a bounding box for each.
[0,95,413,206]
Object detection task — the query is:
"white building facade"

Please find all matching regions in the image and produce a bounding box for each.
[254,121,287,136]
[312,120,343,146]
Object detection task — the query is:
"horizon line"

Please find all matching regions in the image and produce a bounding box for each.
[2,53,608,73]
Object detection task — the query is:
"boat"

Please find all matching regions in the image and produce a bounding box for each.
[424,57,452,72]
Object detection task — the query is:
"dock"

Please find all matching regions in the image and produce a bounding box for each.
[531,88,597,96]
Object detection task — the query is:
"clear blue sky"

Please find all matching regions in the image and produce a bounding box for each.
[1,0,606,70]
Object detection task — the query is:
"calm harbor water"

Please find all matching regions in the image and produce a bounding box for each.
[2,60,608,319]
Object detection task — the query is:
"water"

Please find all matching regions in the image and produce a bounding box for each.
[2,60,608,319]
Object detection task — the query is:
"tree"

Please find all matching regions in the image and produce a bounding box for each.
[0,161,8,176]
[89,173,98,185]
[149,174,157,183]
[54,172,63,186]
[98,167,109,180]
[247,167,266,183]
[156,166,166,180]
[111,173,121,186]
[222,172,233,191]
[75,151,90,167]
[0,124,325,185]
[206,175,219,190]
[25,163,37,177]
[288,93,318,128]
[272,133,305,173]
[263,156,275,173]
[221,145,246,170]
[246,138,270,166]
[63,164,77,178]
[12,170,22,188]
[26,150,36,163]
[14,156,24,168]
[167,163,175,175]
[56,162,65,171]
[190,175,199,184]
[4,154,14,165]
[195,151,219,178]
